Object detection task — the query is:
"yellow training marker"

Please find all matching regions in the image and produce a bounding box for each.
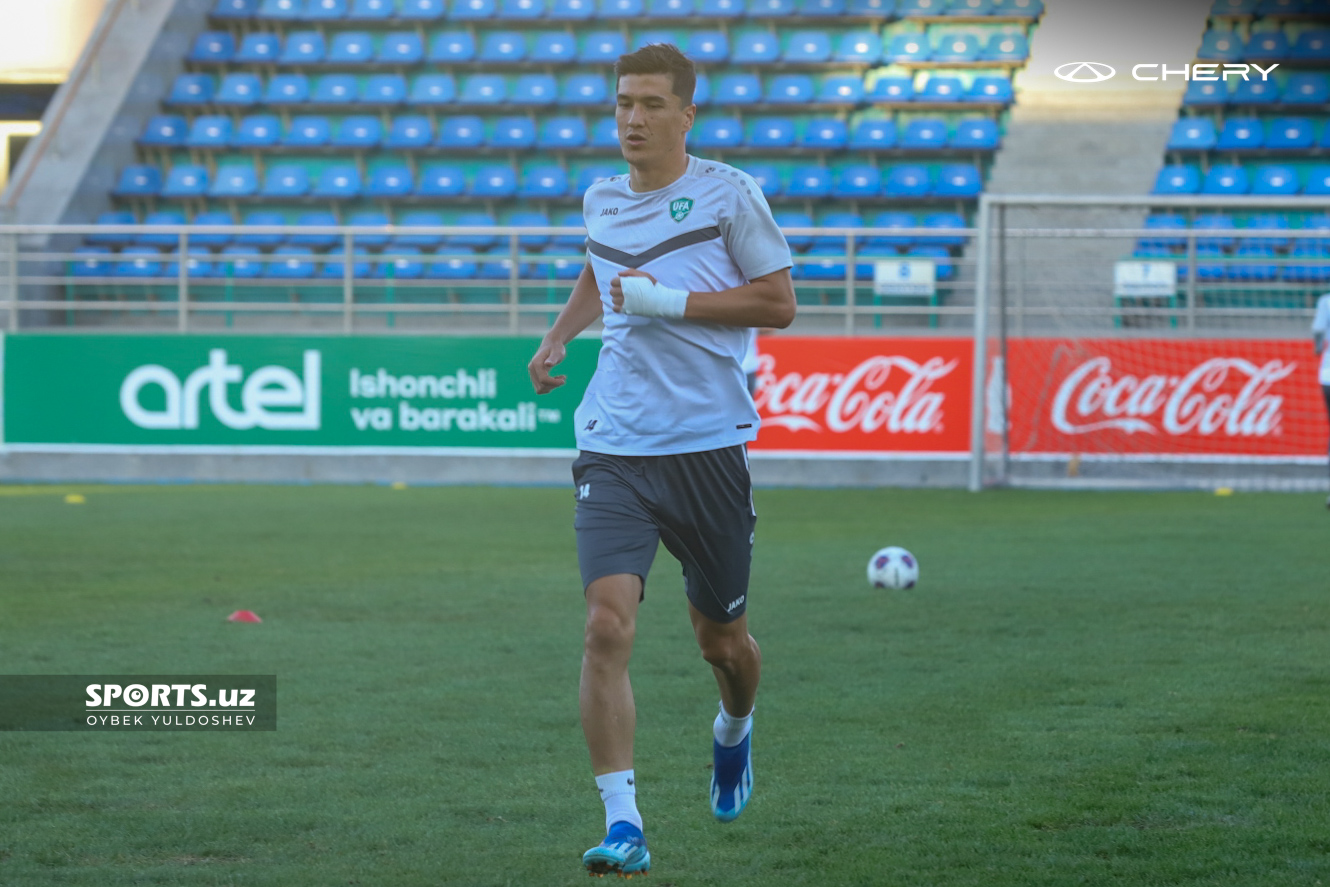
[1215,487,1233,497]
[64,494,86,504]
[391,481,408,490]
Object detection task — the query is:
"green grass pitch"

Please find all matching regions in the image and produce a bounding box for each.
[1,483,1328,886]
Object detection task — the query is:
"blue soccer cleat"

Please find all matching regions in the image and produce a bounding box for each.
[710,730,753,822]
[582,821,650,878]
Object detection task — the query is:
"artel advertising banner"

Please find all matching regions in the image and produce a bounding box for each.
[1001,338,1328,459]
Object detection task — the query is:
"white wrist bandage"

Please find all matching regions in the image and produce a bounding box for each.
[621,276,689,319]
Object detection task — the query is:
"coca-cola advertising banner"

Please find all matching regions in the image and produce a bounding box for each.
[1003,338,1326,458]
[751,337,973,454]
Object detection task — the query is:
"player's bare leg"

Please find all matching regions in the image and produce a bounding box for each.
[690,603,761,822]
[581,573,651,877]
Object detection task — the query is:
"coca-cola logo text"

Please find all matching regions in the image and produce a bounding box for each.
[1051,356,1294,437]
[756,354,958,435]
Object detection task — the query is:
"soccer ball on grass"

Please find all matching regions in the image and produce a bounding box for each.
[867,547,918,589]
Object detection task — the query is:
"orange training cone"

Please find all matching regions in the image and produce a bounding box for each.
[227,610,263,623]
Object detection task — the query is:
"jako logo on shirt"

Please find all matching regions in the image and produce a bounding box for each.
[120,349,321,431]
[670,198,694,222]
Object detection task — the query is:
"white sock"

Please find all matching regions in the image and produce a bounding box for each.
[595,770,642,832]
[713,702,753,748]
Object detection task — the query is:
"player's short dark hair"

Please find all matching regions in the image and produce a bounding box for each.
[614,43,696,107]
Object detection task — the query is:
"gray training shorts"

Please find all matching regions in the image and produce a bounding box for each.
[572,446,757,624]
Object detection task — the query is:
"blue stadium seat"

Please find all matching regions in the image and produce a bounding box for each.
[333,115,384,147]
[831,167,879,199]
[262,164,312,196]
[947,0,993,12]
[1266,117,1314,150]
[313,164,363,198]
[235,32,280,63]
[402,0,447,16]
[749,117,796,147]
[1228,244,1278,282]
[1153,165,1201,194]
[699,0,744,15]
[348,0,393,16]
[115,247,165,278]
[72,246,113,277]
[649,0,694,15]
[1197,30,1243,61]
[935,164,980,197]
[1210,0,1257,11]
[746,164,781,197]
[932,33,980,63]
[507,210,551,248]
[327,31,375,63]
[461,75,507,104]
[774,211,814,249]
[1307,167,1330,195]
[480,31,527,62]
[785,31,832,63]
[168,74,214,106]
[313,74,359,104]
[531,32,576,63]
[379,32,425,64]
[883,165,931,197]
[502,0,547,17]
[695,73,710,106]
[767,75,815,104]
[305,0,349,18]
[316,245,371,280]
[633,31,676,51]
[835,31,882,64]
[581,32,627,63]
[1193,213,1237,249]
[215,72,261,106]
[1258,0,1304,13]
[410,74,457,105]
[549,0,595,17]
[1242,213,1292,249]
[1138,213,1187,251]
[575,165,622,196]
[191,210,238,248]
[800,118,848,149]
[1245,31,1288,60]
[265,74,310,105]
[1252,165,1299,195]
[283,115,332,146]
[982,32,1028,61]
[429,32,476,63]
[115,164,162,197]
[539,116,588,148]
[1284,242,1330,282]
[210,164,256,198]
[213,0,259,17]
[512,74,557,105]
[591,117,619,148]
[1230,78,1280,104]
[1167,118,1217,151]
[288,211,340,248]
[688,32,729,63]
[477,248,527,281]
[886,34,930,63]
[450,213,499,249]
[366,164,415,197]
[490,117,537,148]
[363,74,407,103]
[190,32,235,62]
[907,245,955,280]
[799,0,845,14]
[552,210,588,248]
[437,116,485,147]
[848,0,895,12]
[870,76,913,102]
[898,0,943,12]
[137,210,187,247]
[819,76,864,104]
[471,165,519,198]
[88,211,138,246]
[258,0,301,18]
[186,115,232,148]
[280,31,326,64]
[1283,73,1330,105]
[714,74,762,106]
[747,0,795,13]
[920,211,965,245]
[425,247,479,280]
[562,74,608,105]
[901,117,948,149]
[267,247,317,280]
[1290,29,1330,61]
[217,246,264,279]
[850,119,896,149]
[918,75,964,102]
[387,115,434,148]
[695,117,744,148]
[140,115,187,147]
[375,246,425,281]
[787,166,832,198]
[417,165,467,196]
[867,211,916,247]
[1182,80,1227,106]
[162,164,210,199]
[732,32,780,64]
[519,166,570,198]
[952,118,999,149]
[1202,164,1250,195]
[800,245,848,280]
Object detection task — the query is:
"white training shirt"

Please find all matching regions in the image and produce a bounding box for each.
[1313,293,1330,385]
[575,155,792,456]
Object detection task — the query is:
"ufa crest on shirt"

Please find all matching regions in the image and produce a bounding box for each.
[670,198,694,222]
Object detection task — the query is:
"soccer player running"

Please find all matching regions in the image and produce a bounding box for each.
[526,43,796,877]
[1312,289,1330,507]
